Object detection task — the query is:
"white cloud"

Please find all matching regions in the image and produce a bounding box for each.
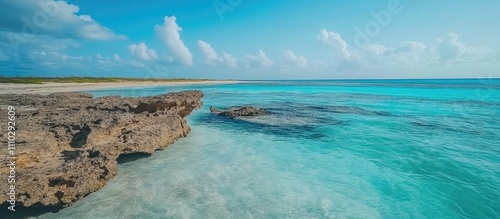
[197,40,218,65]
[27,51,121,70]
[388,42,429,65]
[363,44,389,56]
[0,32,77,71]
[435,33,494,62]
[95,55,123,69]
[318,28,498,71]
[60,53,83,61]
[395,41,426,53]
[128,43,158,61]
[0,30,158,75]
[245,50,273,67]
[113,54,121,62]
[154,16,193,65]
[281,50,307,68]
[197,40,237,68]
[317,28,352,60]
[0,0,125,40]
[220,52,238,68]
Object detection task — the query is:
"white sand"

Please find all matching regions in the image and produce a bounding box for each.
[0,81,240,95]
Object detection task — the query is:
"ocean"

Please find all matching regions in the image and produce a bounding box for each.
[37,79,500,219]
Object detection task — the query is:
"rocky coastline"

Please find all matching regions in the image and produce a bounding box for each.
[0,91,203,209]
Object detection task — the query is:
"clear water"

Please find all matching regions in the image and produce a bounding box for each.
[37,79,500,219]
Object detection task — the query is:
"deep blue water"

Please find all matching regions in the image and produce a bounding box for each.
[38,79,500,218]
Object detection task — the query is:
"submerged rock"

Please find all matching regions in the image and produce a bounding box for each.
[209,106,221,113]
[0,91,203,208]
[211,106,268,118]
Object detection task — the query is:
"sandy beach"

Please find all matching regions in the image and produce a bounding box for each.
[0,80,239,95]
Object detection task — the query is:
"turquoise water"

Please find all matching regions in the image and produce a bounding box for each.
[38,80,500,219]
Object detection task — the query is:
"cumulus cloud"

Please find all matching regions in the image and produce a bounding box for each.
[317,28,352,60]
[113,54,121,62]
[0,32,71,71]
[318,28,432,68]
[387,42,429,65]
[435,33,494,62]
[244,50,273,67]
[436,33,465,61]
[395,41,426,54]
[128,43,158,61]
[318,28,498,70]
[220,52,238,68]
[0,29,162,76]
[365,44,427,67]
[197,40,237,67]
[281,50,307,68]
[0,0,125,40]
[197,40,218,64]
[154,16,193,65]
[363,44,389,56]
[57,52,123,67]
[0,0,129,74]
[0,30,133,76]
[25,50,126,71]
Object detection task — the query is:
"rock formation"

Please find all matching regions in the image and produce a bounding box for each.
[209,106,221,113]
[210,106,268,118]
[0,91,203,208]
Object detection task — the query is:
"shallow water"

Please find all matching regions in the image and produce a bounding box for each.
[37,79,500,219]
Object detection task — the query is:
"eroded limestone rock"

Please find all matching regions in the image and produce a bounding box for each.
[0,90,203,207]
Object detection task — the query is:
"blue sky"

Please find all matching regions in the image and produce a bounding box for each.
[0,0,499,79]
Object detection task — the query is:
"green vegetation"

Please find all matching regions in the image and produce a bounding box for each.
[0,77,45,84]
[0,77,215,84]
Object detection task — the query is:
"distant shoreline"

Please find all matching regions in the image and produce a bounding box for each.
[0,80,240,95]
[0,77,231,84]
[2,77,498,95]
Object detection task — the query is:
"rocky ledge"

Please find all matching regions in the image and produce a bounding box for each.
[210,106,268,118]
[0,91,203,208]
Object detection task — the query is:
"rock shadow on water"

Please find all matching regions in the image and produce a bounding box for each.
[198,112,338,141]
[267,101,395,117]
[117,152,152,164]
[0,203,64,219]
